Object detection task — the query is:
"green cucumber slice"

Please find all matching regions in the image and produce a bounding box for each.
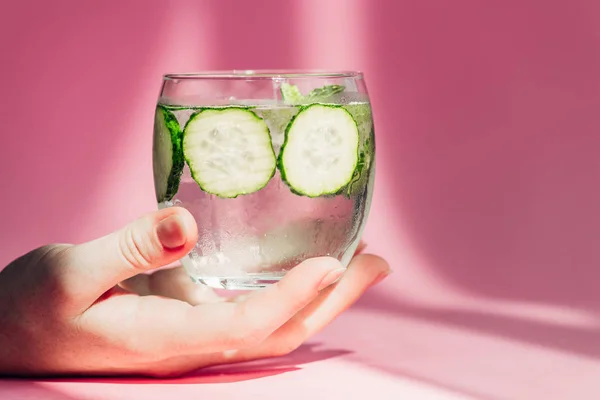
[183,108,276,198]
[153,106,184,202]
[279,104,359,197]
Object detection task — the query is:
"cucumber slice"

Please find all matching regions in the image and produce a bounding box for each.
[279,104,359,197]
[183,108,276,198]
[153,106,184,202]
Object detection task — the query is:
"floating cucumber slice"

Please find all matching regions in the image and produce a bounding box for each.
[153,106,184,202]
[278,104,359,197]
[183,108,276,198]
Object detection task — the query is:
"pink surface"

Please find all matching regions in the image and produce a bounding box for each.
[2,0,600,399]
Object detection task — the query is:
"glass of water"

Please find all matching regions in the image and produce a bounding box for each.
[153,70,375,290]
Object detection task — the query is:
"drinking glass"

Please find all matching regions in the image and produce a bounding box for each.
[153,70,375,289]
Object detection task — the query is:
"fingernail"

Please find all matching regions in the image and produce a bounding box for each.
[318,267,346,291]
[157,214,187,249]
[372,269,393,286]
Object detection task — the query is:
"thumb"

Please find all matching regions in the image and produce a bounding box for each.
[63,207,198,306]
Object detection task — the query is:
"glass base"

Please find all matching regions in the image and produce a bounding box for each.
[190,274,285,290]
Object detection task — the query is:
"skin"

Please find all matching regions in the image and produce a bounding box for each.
[0,207,390,378]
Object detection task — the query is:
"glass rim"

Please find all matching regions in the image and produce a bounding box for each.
[163,69,363,80]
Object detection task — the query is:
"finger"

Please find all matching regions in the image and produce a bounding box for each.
[60,207,198,308]
[120,266,224,305]
[284,254,390,335]
[178,256,345,353]
[216,254,390,363]
[81,256,345,358]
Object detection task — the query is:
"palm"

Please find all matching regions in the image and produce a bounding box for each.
[82,250,386,377]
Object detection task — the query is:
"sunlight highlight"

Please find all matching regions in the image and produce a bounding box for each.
[294,0,368,70]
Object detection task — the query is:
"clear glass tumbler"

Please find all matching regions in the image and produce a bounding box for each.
[152,70,375,289]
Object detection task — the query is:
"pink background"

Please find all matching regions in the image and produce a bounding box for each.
[2,0,600,399]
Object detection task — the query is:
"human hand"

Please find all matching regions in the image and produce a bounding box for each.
[0,207,390,377]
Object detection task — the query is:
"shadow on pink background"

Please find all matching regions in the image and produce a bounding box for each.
[1,0,600,399]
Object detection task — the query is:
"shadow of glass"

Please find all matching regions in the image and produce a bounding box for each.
[355,289,600,360]
[36,342,351,385]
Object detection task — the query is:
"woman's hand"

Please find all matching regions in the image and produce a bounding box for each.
[0,207,390,377]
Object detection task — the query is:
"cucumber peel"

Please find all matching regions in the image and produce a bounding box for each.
[153,106,184,202]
